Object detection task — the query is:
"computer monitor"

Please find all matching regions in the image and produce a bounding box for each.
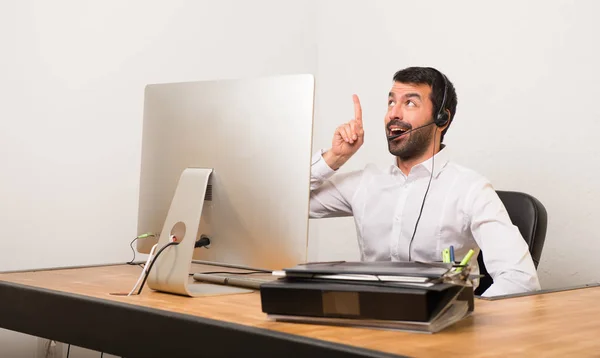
[136,74,315,287]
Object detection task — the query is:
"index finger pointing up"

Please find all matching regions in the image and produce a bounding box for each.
[353,94,362,124]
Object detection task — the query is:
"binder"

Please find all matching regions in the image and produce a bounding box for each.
[260,261,474,333]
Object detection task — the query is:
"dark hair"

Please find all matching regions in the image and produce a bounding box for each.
[392,67,457,142]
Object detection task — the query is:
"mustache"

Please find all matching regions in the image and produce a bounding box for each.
[386,120,411,132]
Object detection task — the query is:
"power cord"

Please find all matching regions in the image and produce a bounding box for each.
[127,243,160,296]
[128,234,177,296]
[126,235,214,295]
[134,235,212,295]
[136,240,179,295]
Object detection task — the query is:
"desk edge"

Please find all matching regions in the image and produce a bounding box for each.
[0,280,405,358]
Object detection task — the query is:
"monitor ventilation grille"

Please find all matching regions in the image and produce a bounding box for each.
[204,184,213,201]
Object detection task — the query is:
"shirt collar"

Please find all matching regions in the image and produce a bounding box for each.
[390,144,451,178]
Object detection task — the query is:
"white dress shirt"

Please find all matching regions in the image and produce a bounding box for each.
[309,146,541,297]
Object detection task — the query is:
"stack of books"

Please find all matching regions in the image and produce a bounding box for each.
[260,261,475,333]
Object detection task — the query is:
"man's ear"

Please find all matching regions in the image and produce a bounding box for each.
[440,109,452,130]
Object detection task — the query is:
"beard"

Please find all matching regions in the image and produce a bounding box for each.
[387,123,435,161]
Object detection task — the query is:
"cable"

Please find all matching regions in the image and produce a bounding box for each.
[100,352,104,358]
[66,344,71,358]
[137,241,179,295]
[128,235,216,295]
[127,233,155,265]
[128,234,215,295]
[407,127,437,261]
[127,243,159,296]
[127,237,138,265]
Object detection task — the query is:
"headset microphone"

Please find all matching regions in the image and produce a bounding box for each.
[387,121,436,141]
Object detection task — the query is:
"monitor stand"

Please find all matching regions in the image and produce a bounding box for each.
[146,168,252,297]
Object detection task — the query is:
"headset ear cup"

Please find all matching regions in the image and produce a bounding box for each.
[435,112,449,127]
[434,69,450,128]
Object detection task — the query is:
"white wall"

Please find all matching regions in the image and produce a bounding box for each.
[0,0,316,355]
[0,0,316,272]
[309,0,600,290]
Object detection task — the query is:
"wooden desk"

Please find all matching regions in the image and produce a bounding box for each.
[1,264,600,357]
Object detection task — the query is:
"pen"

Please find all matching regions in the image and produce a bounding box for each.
[449,245,455,263]
[456,249,475,272]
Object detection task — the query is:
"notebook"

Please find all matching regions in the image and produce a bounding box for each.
[280,261,451,282]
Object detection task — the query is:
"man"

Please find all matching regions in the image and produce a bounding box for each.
[309,66,540,297]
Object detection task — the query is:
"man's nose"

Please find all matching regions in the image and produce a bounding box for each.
[389,104,402,120]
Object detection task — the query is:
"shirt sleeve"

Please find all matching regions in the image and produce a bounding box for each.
[467,180,542,297]
[309,150,363,219]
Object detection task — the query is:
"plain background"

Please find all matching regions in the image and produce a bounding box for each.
[0,0,316,356]
[1,1,599,356]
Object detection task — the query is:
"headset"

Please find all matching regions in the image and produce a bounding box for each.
[432,68,450,128]
[407,68,451,261]
[387,69,451,142]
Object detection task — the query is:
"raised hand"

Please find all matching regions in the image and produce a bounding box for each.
[323,94,365,170]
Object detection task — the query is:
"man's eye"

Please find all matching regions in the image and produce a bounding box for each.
[388,100,396,106]
[406,100,416,107]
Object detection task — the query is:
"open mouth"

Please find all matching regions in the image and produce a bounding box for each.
[388,126,410,140]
